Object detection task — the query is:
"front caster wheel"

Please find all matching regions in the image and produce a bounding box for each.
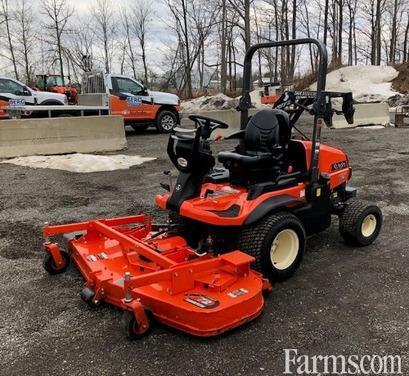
[339,200,383,246]
[43,250,70,275]
[237,212,306,282]
[122,310,151,340]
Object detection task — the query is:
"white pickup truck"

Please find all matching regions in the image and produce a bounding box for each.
[0,76,66,118]
[82,73,181,132]
[2,73,181,133]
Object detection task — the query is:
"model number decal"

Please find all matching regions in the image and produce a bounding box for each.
[331,161,348,171]
[184,294,220,309]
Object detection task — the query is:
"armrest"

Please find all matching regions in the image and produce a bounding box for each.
[224,130,245,140]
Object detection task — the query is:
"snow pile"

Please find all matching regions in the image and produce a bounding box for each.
[181,90,271,112]
[181,93,239,112]
[310,65,399,103]
[2,153,156,173]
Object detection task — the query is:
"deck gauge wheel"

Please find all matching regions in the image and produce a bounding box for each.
[43,250,70,275]
[122,310,151,339]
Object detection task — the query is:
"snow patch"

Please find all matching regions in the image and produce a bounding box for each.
[310,65,399,103]
[358,125,386,129]
[2,153,156,173]
[181,93,238,112]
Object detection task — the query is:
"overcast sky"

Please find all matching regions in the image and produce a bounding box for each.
[30,0,177,76]
[72,0,174,69]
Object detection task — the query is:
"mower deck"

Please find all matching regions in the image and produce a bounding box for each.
[43,215,269,337]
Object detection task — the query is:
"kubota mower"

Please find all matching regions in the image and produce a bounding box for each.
[42,38,382,339]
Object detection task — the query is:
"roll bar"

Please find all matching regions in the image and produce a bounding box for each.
[237,38,328,184]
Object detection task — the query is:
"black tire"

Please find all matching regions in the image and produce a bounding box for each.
[43,250,70,275]
[122,310,151,340]
[339,200,383,246]
[80,287,99,308]
[131,124,149,132]
[39,100,64,106]
[237,212,306,282]
[156,110,177,133]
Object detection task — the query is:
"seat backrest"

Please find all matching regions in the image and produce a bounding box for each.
[244,109,291,153]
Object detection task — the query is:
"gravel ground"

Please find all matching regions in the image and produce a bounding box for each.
[0,123,408,376]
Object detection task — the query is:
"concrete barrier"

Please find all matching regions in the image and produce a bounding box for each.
[331,103,390,129]
[181,109,259,135]
[0,116,127,158]
[183,103,390,132]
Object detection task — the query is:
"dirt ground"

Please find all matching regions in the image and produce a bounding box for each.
[0,123,408,376]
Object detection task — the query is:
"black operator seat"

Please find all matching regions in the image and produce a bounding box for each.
[218,108,291,165]
[217,109,292,186]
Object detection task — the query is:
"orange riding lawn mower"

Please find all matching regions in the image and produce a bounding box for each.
[42,39,383,339]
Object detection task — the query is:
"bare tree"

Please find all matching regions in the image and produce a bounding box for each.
[121,10,137,79]
[42,0,74,84]
[167,0,218,97]
[220,0,228,93]
[92,0,116,73]
[346,0,358,65]
[227,0,253,53]
[0,0,19,79]
[404,10,409,61]
[69,19,95,73]
[131,2,151,85]
[15,0,35,83]
[337,0,344,66]
[388,0,402,63]
[375,0,385,64]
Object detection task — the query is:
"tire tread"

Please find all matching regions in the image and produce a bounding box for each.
[237,212,304,276]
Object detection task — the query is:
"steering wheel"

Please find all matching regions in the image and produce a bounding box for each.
[188,115,229,139]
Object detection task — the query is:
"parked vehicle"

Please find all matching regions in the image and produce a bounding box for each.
[0,76,66,119]
[35,74,78,105]
[82,72,181,133]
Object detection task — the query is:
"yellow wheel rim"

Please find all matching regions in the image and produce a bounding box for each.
[361,214,377,237]
[270,229,299,270]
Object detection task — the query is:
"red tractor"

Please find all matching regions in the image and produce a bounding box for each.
[35,74,78,104]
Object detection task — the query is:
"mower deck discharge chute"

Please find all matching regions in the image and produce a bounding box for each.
[42,38,383,338]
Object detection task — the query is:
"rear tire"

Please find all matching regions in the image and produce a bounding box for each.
[156,110,177,133]
[339,200,383,246]
[237,212,306,282]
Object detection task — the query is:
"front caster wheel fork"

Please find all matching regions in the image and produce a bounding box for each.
[43,242,70,275]
[123,301,151,339]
